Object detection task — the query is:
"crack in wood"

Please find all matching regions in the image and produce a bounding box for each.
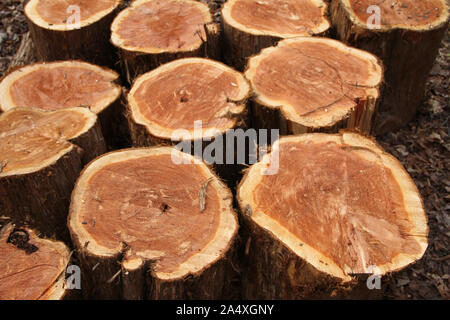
[199,178,213,212]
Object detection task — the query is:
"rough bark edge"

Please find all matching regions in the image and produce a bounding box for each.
[69,114,107,164]
[330,0,449,134]
[68,147,239,299]
[146,238,240,299]
[6,32,37,72]
[111,0,219,84]
[0,60,128,149]
[222,0,331,70]
[0,107,106,240]
[127,102,249,151]
[250,94,379,135]
[236,132,428,298]
[25,0,123,67]
[0,61,121,114]
[95,89,131,150]
[127,105,249,189]
[237,210,390,299]
[126,58,251,187]
[333,0,450,33]
[116,27,221,85]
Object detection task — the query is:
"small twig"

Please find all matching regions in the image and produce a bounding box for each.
[107,269,122,284]
[199,178,213,212]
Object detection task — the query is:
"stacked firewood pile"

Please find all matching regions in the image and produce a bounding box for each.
[0,0,448,300]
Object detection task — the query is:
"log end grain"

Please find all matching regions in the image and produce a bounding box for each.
[222,0,331,70]
[0,223,70,300]
[128,57,250,144]
[336,0,449,32]
[111,0,212,55]
[245,37,383,134]
[127,57,250,187]
[25,0,121,32]
[222,0,330,38]
[68,147,238,299]
[0,61,127,148]
[24,0,122,65]
[111,0,218,83]
[330,0,449,134]
[237,132,428,298]
[0,107,105,239]
[0,107,100,177]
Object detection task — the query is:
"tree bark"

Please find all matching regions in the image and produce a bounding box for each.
[237,132,428,299]
[329,0,449,134]
[6,32,36,71]
[127,57,251,188]
[0,61,130,149]
[24,0,122,67]
[68,148,239,299]
[111,0,220,84]
[245,37,383,135]
[0,223,70,300]
[0,107,106,241]
[222,0,330,71]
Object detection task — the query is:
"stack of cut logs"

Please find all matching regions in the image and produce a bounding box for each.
[0,0,447,300]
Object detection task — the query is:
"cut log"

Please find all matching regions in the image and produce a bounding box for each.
[330,0,449,134]
[222,0,331,70]
[0,61,129,149]
[68,147,238,299]
[237,132,428,299]
[0,107,106,240]
[127,57,250,186]
[0,224,70,300]
[111,0,220,84]
[245,37,383,135]
[24,0,122,67]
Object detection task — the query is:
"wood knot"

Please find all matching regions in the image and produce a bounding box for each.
[7,228,38,254]
[160,203,170,213]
